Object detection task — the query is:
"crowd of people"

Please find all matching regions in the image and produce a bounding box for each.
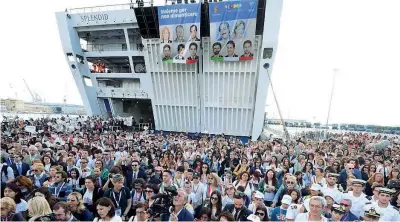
[1,115,400,222]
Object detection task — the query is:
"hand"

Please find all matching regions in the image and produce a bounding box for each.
[170,212,178,222]
[299,205,305,213]
[271,202,276,208]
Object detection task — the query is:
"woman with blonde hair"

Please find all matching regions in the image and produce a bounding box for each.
[0,197,25,221]
[29,163,49,189]
[203,173,224,201]
[160,26,172,43]
[67,192,94,221]
[27,196,55,221]
[232,20,246,40]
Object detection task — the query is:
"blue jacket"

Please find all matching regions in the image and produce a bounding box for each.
[48,182,73,201]
[169,207,194,222]
[340,211,359,222]
[338,169,361,190]
[270,207,287,222]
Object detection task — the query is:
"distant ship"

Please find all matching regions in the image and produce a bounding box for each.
[56,0,283,140]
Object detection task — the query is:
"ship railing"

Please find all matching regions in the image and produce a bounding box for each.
[138,123,153,131]
[68,1,154,14]
[83,43,128,52]
[91,65,132,74]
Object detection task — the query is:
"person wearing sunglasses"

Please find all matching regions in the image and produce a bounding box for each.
[222,183,235,209]
[272,175,299,208]
[254,205,269,221]
[338,162,362,191]
[29,163,49,189]
[338,198,358,221]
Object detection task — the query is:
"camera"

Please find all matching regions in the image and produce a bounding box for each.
[148,186,178,218]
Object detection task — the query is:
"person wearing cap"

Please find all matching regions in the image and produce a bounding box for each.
[302,183,322,203]
[341,179,369,218]
[321,173,343,204]
[363,187,400,221]
[295,196,328,222]
[248,191,265,213]
[362,206,380,222]
[270,194,292,221]
[369,182,384,203]
[329,204,346,222]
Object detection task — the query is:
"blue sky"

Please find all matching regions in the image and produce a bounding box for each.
[0,0,399,126]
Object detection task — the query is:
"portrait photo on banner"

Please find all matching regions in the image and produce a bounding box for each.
[158,4,201,64]
[209,0,258,62]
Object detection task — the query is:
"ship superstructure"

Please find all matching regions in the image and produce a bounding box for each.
[56,0,283,140]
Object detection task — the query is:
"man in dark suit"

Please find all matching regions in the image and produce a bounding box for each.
[338,162,361,190]
[223,192,252,221]
[10,154,29,176]
[126,160,147,188]
[169,189,194,222]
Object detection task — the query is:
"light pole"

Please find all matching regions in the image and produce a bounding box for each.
[325,68,338,139]
[263,63,290,141]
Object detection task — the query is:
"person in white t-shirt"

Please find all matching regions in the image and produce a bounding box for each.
[295,196,328,222]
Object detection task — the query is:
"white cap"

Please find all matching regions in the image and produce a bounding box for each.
[254,191,263,199]
[282,194,292,205]
[310,183,322,191]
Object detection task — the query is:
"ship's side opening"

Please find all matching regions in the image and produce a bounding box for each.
[111,98,154,131]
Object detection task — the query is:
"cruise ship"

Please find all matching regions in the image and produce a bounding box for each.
[56,0,283,140]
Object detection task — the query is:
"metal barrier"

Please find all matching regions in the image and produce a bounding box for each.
[83,43,128,52]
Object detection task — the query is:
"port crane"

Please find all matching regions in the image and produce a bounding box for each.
[23,79,43,103]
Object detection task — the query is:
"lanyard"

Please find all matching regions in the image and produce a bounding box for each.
[112,190,122,208]
[193,183,200,193]
[279,208,284,222]
[54,182,65,197]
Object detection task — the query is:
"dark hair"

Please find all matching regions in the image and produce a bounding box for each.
[212,42,222,49]
[198,207,211,220]
[209,190,222,216]
[69,168,80,178]
[264,169,278,187]
[94,149,103,155]
[53,201,71,213]
[243,40,252,47]
[5,183,22,204]
[218,211,234,221]
[163,44,171,50]
[189,42,198,50]
[226,40,235,48]
[255,206,269,221]
[95,197,115,218]
[163,170,173,176]
[146,184,159,194]
[190,24,197,32]
[85,175,98,186]
[56,171,68,181]
[177,44,185,52]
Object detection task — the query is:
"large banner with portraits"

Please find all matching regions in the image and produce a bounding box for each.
[209,0,258,62]
[158,4,201,64]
